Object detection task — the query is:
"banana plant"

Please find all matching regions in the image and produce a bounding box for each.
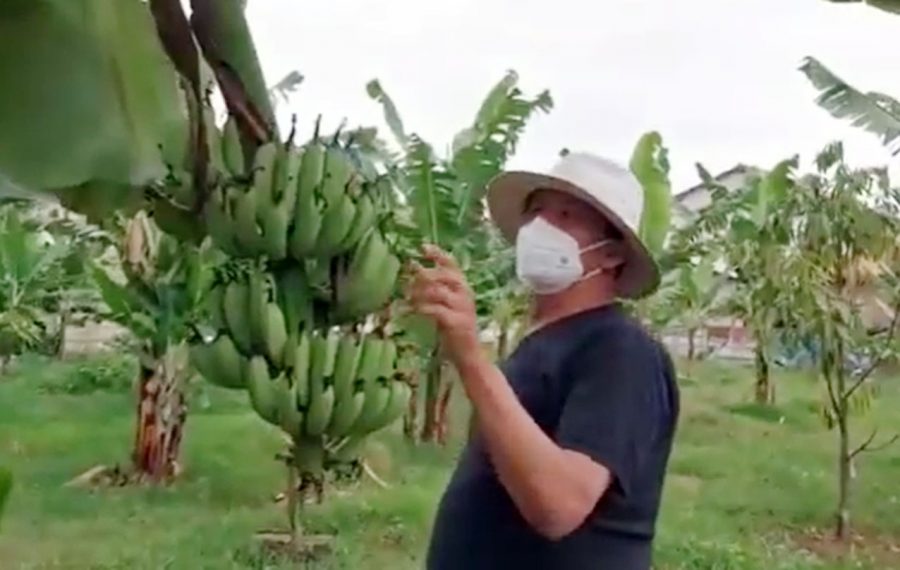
[0,203,82,369]
[364,71,554,443]
[91,211,217,482]
[800,2,900,154]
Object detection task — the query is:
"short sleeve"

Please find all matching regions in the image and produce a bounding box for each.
[553,328,663,497]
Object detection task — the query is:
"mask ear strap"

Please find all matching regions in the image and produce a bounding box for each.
[579,238,612,254]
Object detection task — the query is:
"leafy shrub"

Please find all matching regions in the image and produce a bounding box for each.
[39,353,135,395]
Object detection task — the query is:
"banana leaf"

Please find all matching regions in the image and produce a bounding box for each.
[629,131,672,258]
[0,0,187,205]
[799,57,900,155]
[826,0,900,15]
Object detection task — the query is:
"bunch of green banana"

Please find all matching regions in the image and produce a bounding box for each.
[204,139,304,261]
[332,228,402,321]
[206,266,293,368]
[288,138,378,261]
[238,329,411,453]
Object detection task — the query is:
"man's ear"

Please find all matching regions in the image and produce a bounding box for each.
[597,241,627,271]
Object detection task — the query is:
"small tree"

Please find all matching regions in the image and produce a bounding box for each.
[790,142,900,539]
[668,160,801,403]
[91,211,215,482]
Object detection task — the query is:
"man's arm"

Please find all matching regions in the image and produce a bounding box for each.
[456,356,613,541]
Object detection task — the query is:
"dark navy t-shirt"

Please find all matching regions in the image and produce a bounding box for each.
[426,303,679,570]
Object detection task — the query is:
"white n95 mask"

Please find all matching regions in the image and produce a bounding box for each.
[515,217,610,295]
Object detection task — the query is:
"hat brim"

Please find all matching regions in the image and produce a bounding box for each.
[486,170,660,299]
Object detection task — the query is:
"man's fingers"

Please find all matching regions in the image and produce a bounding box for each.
[409,281,461,309]
[411,266,466,292]
[413,302,456,328]
[422,244,461,271]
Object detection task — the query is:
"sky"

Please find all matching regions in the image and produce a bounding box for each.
[241,0,900,193]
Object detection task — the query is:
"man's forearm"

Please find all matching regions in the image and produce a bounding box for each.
[456,357,595,534]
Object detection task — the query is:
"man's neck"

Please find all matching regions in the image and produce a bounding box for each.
[528,281,617,332]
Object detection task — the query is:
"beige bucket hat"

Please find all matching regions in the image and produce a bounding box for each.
[485,151,660,299]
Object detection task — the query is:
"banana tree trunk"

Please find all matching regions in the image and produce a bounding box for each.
[402,369,419,441]
[687,327,697,361]
[435,380,454,445]
[132,344,188,483]
[420,348,443,444]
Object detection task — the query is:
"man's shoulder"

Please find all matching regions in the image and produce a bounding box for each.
[574,306,669,357]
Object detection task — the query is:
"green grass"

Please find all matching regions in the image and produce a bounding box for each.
[0,354,899,569]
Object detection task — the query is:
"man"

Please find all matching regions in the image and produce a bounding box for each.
[407,151,680,569]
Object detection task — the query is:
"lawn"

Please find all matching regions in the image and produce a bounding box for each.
[0,352,898,569]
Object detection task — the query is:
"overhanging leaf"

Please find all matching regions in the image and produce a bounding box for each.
[799,56,900,154]
[630,131,672,257]
[366,79,408,148]
[0,0,187,195]
[826,0,900,15]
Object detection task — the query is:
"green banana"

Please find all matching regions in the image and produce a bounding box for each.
[298,140,326,200]
[289,184,322,259]
[312,193,356,257]
[274,265,314,335]
[223,279,253,354]
[337,246,400,320]
[377,338,398,381]
[259,200,290,260]
[221,116,244,176]
[251,141,279,198]
[352,381,391,435]
[206,283,227,331]
[308,332,329,395]
[305,385,336,436]
[327,390,366,438]
[355,335,385,390]
[189,341,218,383]
[247,356,278,425]
[339,193,376,251]
[322,329,341,380]
[319,146,354,205]
[331,333,362,401]
[232,186,263,257]
[247,269,269,352]
[208,334,246,389]
[368,381,411,432]
[276,373,304,437]
[203,105,226,177]
[293,331,311,408]
[282,333,298,370]
[204,189,241,256]
[264,302,288,366]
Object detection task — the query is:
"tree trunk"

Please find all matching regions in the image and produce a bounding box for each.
[132,345,188,483]
[834,341,851,540]
[56,301,69,359]
[435,380,454,446]
[754,343,774,405]
[687,327,696,361]
[497,325,509,361]
[420,349,443,444]
[836,408,851,540]
[402,370,419,441]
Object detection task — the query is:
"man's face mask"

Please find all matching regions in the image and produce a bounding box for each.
[515,216,611,295]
